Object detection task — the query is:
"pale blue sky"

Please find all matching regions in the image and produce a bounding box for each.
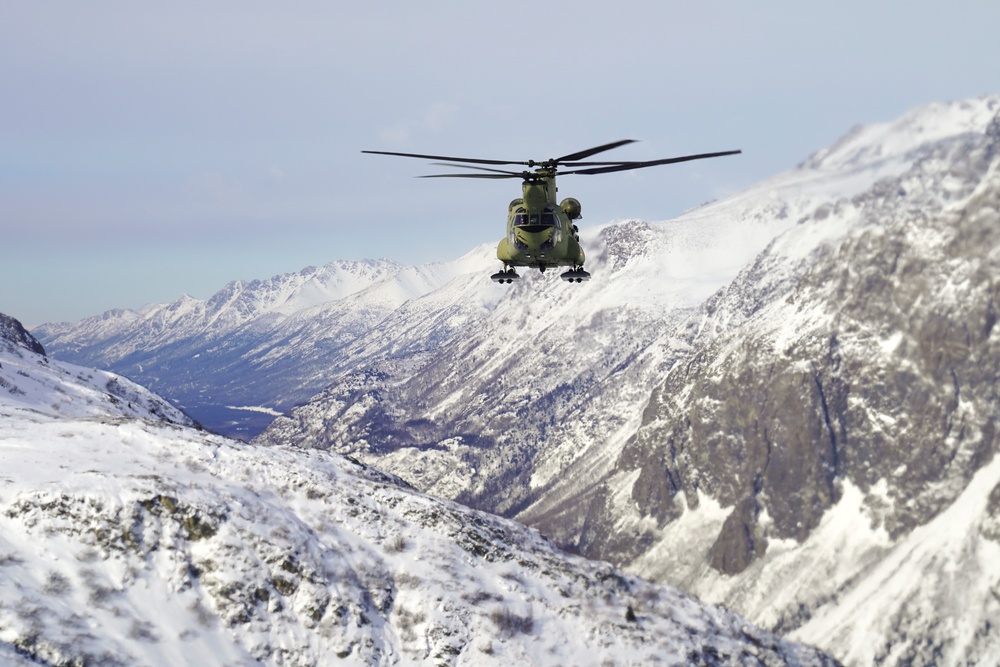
[3,1,999,326]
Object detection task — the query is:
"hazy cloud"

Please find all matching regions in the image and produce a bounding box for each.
[378,101,461,146]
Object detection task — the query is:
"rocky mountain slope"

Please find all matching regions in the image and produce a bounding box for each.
[577,99,1000,666]
[0,316,838,666]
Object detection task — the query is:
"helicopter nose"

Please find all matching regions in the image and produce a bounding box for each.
[515,226,553,250]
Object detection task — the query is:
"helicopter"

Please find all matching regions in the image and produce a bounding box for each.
[362,140,740,284]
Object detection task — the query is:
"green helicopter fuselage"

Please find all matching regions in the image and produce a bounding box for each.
[496,174,584,271]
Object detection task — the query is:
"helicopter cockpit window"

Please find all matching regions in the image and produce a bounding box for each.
[514,208,556,231]
[513,208,556,233]
[512,208,528,227]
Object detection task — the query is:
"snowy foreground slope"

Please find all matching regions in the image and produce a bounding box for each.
[0,322,838,666]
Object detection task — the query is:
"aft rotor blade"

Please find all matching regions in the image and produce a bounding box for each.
[563,150,742,175]
[554,139,637,163]
[362,150,528,166]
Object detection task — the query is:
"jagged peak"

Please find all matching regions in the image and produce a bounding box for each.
[800,94,1000,172]
[595,220,661,270]
[0,313,46,356]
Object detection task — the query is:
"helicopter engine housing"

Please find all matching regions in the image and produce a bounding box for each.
[560,197,582,220]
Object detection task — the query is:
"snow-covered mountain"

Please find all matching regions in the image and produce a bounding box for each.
[31,95,1000,665]
[250,95,1000,666]
[35,255,497,439]
[0,316,838,666]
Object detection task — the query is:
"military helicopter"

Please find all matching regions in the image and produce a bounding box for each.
[362,140,740,283]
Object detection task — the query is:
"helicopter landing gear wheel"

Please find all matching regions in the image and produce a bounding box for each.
[491,266,520,284]
[560,266,591,283]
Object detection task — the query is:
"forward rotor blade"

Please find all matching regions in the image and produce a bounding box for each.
[362,150,528,166]
[554,139,637,163]
[562,150,742,175]
[429,163,528,176]
[419,173,524,179]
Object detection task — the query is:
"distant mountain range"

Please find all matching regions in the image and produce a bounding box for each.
[35,255,495,438]
[1,315,838,666]
[33,94,1000,666]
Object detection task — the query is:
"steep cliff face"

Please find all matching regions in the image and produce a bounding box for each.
[593,107,1000,565]
[576,106,1000,666]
